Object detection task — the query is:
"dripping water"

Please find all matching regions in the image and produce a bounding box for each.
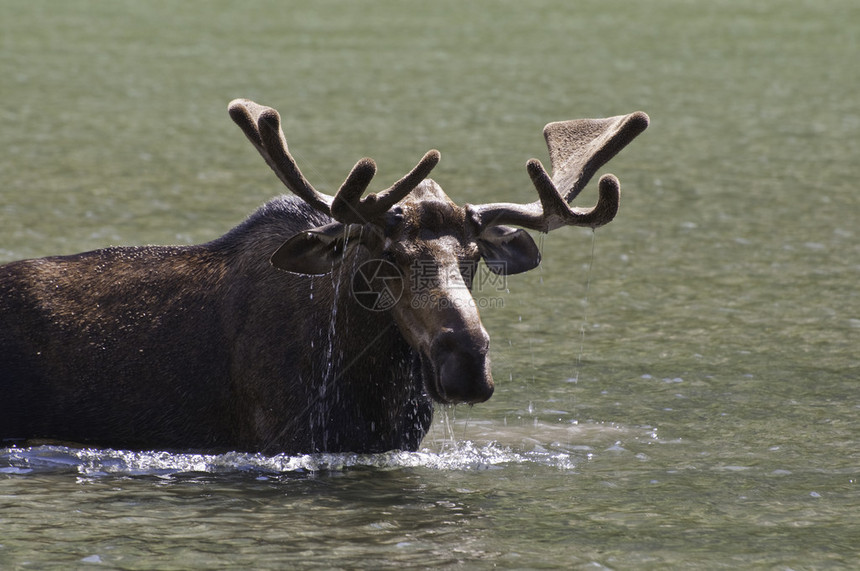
[459,406,472,442]
[526,233,548,407]
[438,405,474,444]
[571,229,597,384]
[537,232,546,286]
[433,405,458,452]
[312,227,353,449]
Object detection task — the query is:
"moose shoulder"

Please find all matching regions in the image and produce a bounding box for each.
[0,100,648,454]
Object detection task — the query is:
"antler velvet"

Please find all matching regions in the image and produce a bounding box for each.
[469,110,649,232]
[330,150,440,224]
[230,98,648,233]
[229,99,334,214]
[229,98,440,225]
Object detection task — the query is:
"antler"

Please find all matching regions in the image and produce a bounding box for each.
[228,98,440,224]
[331,149,440,224]
[468,111,649,232]
[229,99,333,214]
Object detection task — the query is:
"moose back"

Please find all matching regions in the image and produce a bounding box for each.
[0,100,648,454]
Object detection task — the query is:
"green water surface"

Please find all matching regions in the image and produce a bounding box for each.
[1,0,858,568]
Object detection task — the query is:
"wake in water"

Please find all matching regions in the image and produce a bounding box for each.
[1,397,651,479]
[0,439,577,478]
[1,402,654,478]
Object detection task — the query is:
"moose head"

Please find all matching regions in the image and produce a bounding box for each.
[229,99,649,410]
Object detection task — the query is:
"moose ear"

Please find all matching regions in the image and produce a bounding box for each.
[477,226,541,275]
[271,223,370,275]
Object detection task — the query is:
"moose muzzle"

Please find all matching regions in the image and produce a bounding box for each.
[425,327,494,405]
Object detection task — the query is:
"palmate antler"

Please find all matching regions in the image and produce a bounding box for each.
[468,111,650,232]
[230,98,648,234]
[228,98,439,225]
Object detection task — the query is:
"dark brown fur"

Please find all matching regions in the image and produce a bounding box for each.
[1,198,430,453]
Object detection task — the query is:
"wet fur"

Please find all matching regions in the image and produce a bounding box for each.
[0,196,432,454]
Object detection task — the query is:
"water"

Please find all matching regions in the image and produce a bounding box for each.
[2,0,858,567]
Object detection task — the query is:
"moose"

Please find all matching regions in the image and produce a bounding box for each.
[0,99,648,454]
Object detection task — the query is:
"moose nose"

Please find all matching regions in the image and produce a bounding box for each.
[431,328,494,404]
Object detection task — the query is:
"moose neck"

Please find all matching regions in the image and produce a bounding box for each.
[209,198,431,453]
[296,256,428,453]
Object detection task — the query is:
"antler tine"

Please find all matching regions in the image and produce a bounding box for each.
[255,107,335,213]
[228,99,333,214]
[374,150,441,211]
[331,150,441,224]
[525,158,620,231]
[231,99,441,225]
[468,110,647,233]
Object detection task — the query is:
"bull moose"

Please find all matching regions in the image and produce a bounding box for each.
[0,99,648,454]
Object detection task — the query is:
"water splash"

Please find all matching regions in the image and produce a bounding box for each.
[0,440,577,479]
